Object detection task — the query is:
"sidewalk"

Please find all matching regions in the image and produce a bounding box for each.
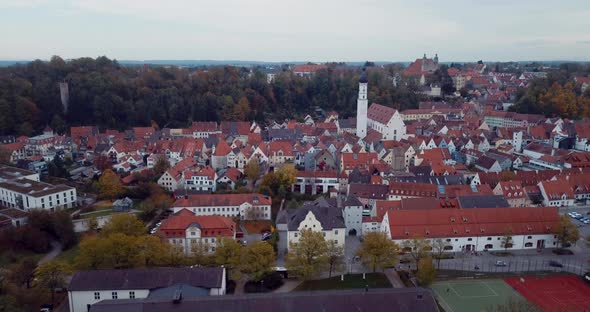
[384,268,405,288]
[273,280,301,293]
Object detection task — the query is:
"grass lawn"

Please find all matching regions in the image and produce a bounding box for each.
[55,245,80,265]
[93,200,113,210]
[293,273,392,291]
[79,209,115,219]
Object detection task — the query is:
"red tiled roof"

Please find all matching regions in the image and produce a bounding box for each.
[158,209,235,239]
[386,207,559,239]
[367,103,397,125]
[214,140,232,156]
[173,193,271,208]
[540,179,575,200]
[292,64,327,73]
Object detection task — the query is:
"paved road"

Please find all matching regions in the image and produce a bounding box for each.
[38,241,63,265]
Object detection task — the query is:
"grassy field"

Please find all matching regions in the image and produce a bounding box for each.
[54,245,80,265]
[79,209,116,219]
[293,273,392,291]
[431,279,527,312]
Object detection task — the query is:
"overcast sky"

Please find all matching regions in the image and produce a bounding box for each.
[1,0,590,62]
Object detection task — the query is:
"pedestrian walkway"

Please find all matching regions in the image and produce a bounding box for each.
[384,268,405,288]
[273,280,302,293]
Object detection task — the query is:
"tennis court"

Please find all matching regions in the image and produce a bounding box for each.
[504,275,590,312]
[431,279,526,312]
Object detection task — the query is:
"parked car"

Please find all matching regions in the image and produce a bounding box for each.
[549,260,563,268]
[495,260,508,267]
[236,231,244,238]
[583,272,590,284]
[261,232,272,241]
[150,228,157,234]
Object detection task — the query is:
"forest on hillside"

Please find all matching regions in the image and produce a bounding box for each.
[0,56,423,136]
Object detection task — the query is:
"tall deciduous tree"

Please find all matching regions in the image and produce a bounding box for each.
[214,238,243,280]
[98,169,124,200]
[556,215,580,248]
[356,232,399,272]
[326,240,345,278]
[101,214,146,237]
[8,257,37,288]
[244,160,260,183]
[416,256,436,286]
[153,156,170,176]
[34,261,71,306]
[402,236,431,264]
[240,241,275,282]
[431,238,448,269]
[285,229,329,280]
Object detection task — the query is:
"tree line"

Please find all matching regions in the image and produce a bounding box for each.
[0,56,423,136]
[511,64,590,119]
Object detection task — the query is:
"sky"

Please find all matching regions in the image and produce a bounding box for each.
[1,0,590,62]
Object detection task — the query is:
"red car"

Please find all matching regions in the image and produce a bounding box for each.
[236,231,244,238]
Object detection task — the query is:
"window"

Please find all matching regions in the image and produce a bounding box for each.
[527,236,532,239]
[334,230,338,235]
[112,292,118,299]
[129,291,135,299]
[94,292,100,300]
[446,239,451,242]
[467,238,472,241]
[294,232,298,238]
[487,237,492,240]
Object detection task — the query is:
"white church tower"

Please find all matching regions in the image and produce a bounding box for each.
[356,69,368,139]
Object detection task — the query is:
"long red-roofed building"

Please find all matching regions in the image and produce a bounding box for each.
[382,207,559,252]
[172,193,272,220]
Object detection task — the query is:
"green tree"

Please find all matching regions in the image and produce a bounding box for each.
[285,229,329,280]
[8,257,37,288]
[98,169,124,200]
[416,256,436,286]
[431,238,448,269]
[402,236,431,264]
[240,241,275,282]
[0,145,11,164]
[52,210,77,249]
[356,232,399,272]
[244,160,260,183]
[153,156,170,176]
[326,240,345,278]
[101,214,146,237]
[189,240,213,266]
[34,261,71,306]
[214,238,243,280]
[556,215,580,248]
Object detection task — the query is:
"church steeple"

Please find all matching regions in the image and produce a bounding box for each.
[356,68,368,139]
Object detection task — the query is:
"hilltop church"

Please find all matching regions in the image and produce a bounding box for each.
[356,70,406,141]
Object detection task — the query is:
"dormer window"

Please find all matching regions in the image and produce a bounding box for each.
[450,217,455,222]
[405,231,409,236]
[462,217,468,222]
